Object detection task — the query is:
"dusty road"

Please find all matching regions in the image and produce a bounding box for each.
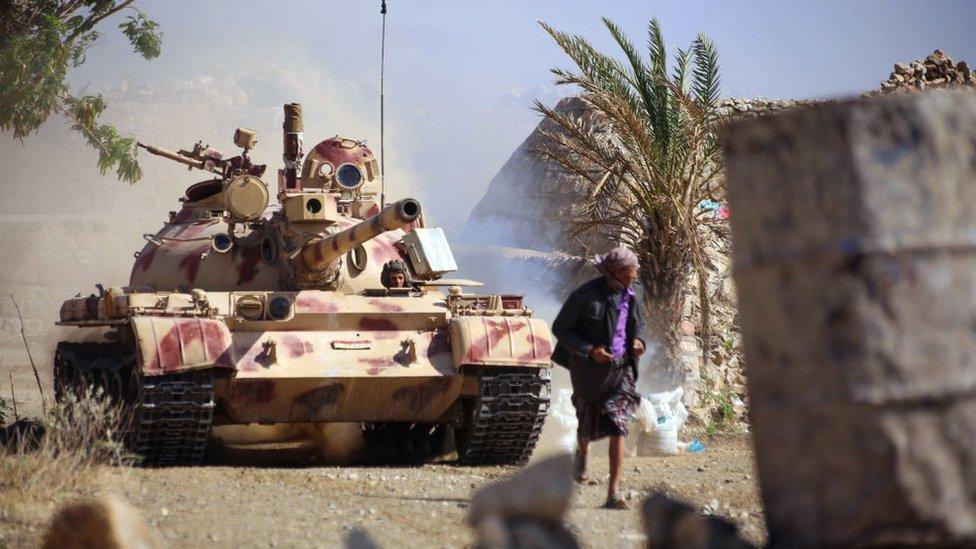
[2,435,764,548]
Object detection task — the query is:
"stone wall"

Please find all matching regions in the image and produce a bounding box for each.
[677,98,823,429]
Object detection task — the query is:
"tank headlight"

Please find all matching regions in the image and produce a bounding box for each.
[318,162,334,177]
[267,297,293,320]
[211,233,233,253]
[336,163,364,190]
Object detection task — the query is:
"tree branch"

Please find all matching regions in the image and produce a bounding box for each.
[65,0,135,43]
[9,294,45,414]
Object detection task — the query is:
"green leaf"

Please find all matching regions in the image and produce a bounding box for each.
[62,94,143,183]
[119,13,162,60]
[0,2,162,183]
[692,34,721,117]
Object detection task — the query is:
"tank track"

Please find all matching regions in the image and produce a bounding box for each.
[457,366,551,466]
[54,342,215,466]
[129,372,215,466]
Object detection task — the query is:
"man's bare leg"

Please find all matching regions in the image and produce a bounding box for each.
[606,435,628,508]
[574,438,589,482]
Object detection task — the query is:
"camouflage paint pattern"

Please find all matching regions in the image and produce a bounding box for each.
[59,287,550,424]
[128,205,411,295]
[301,136,381,195]
[58,122,552,429]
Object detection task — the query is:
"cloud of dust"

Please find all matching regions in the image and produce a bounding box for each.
[453,216,586,459]
[454,206,672,460]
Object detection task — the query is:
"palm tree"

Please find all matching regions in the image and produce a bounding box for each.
[535,18,724,366]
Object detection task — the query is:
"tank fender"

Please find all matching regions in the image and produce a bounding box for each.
[448,316,553,368]
[131,316,236,375]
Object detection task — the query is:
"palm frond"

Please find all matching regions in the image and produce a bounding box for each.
[672,47,692,95]
[536,17,724,363]
[645,18,672,147]
[691,33,721,117]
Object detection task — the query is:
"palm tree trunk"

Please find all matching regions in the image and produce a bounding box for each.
[637,215,694,390]
[640,270,691,390]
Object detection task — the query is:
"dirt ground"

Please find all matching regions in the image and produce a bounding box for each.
[1,355,764,548]
[0,434,764,548]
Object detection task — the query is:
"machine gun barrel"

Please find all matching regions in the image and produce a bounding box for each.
[137,142,205,169]
[137,142,225,174]
[302,198,421,270]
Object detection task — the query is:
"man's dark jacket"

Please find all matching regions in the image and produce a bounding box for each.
[551,276,647,403]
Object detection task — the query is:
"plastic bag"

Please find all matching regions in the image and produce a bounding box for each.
[638,387,688,456]
[548,389,578,453]
[633,397,658,433]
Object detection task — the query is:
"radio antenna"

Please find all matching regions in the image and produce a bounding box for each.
[379,0,388,208]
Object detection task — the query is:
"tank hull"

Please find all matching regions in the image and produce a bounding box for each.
[216,376,464,424]
[57,288,552,464]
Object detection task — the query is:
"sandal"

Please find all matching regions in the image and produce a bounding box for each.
[603,494,630,510]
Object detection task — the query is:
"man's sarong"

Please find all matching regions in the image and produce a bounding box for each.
[572,362,641,442]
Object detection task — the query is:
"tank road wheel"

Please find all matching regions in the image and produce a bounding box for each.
[363,422,453,464]
[456,366,551,466]
[53,341,216,466]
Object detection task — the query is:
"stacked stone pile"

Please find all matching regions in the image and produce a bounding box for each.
[874,50,974,94]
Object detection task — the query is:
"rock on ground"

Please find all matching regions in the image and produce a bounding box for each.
[41,495,161,549]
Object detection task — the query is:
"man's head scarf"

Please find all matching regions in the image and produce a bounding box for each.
[595,246,639,292]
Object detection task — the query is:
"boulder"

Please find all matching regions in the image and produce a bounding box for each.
[724,91,976,546]
[468,453,579,549]
[42,496,160,549]
[468,453,574,524]
[641,493,754,549]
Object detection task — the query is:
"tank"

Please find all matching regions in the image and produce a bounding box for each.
[54,104,552,466]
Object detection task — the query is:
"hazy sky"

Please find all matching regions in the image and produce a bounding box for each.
[35,0,976,233]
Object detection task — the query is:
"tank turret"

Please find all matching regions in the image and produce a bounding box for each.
[301,198,420,270]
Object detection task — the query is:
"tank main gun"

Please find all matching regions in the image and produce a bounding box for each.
[302,198,421,271]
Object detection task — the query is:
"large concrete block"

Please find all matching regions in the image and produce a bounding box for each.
[724,91,976,546]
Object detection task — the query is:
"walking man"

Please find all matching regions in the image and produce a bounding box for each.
[551,246,645,509]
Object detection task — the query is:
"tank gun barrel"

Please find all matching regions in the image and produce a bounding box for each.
[302,198,421,270]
